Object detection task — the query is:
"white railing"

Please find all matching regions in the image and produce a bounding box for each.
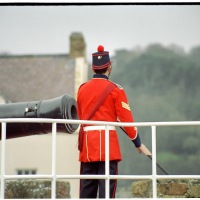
[1,118,200,199]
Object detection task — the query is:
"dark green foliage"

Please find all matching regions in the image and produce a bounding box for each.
[110,44,200,182]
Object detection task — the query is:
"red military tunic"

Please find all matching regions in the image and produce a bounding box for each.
[77,74,138,162]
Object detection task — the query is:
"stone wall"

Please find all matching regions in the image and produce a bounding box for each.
[132,179,200,198]
[3,180,70,199]
[3,179,200,198]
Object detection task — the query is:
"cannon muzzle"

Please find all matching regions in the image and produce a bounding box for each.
[0,95,79,139]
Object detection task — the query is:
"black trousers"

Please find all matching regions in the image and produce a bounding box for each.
[79,161,118,198]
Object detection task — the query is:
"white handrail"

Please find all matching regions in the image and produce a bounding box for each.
[1,118,200,199]
[1,118,200,126]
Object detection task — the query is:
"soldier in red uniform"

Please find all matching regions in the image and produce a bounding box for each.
[77,45,151,198]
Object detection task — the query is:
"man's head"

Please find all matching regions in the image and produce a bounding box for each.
[92,45,112,75]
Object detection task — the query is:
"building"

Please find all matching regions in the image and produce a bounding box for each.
[0,32,88,198]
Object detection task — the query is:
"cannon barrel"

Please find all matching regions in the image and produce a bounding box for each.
[0,95,79,139]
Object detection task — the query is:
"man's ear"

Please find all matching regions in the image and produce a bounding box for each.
[108,65,112,72]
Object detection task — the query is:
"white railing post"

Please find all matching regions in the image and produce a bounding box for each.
[1,122,6,199]
[0,119,200,199]
[51,122,57,199]
[151,125,157,198]
[105,125,110,199]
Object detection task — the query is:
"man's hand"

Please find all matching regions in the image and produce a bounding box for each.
[137,143,152,156]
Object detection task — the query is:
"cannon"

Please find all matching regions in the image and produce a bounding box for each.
[0,95,79,139]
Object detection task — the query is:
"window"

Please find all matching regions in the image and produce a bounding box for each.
[16,169,37,175]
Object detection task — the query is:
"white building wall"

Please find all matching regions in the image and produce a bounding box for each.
[0,95,6,104]
[74,57,88,99]
[0,52,88,199]
[0,132,80,198]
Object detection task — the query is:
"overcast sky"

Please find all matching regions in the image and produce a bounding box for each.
[0,5,200,61]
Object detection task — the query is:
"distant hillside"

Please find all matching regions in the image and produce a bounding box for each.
[109,44,200,186]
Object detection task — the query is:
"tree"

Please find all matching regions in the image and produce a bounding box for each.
[109,43,200,177]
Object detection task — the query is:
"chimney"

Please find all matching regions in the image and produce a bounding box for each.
[70,32,86,58]
[69,32,88,99]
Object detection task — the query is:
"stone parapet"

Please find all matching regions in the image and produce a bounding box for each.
[132,179,200,198]
[3,180,70,199]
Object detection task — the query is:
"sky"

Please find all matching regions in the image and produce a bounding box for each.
[0,5,200,62]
